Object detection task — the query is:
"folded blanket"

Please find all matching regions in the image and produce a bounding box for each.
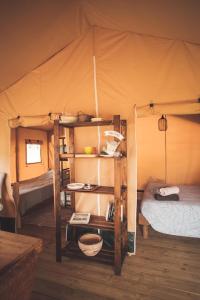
[159,186,179,196]
[154,193,179,201]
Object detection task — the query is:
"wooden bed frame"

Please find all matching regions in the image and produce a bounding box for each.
[138,213,150,239]
[137,189,150,239]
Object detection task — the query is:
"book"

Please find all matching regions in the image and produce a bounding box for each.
[105,201,115,222]
[69,212,90,224]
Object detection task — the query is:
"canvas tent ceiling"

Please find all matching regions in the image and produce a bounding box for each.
[1,0,200,91]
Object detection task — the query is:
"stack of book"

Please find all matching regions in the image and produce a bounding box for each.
[106,201,115,222]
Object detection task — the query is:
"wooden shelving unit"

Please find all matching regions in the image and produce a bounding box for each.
[53,115,128,275]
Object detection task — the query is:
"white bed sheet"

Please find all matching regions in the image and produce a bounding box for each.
[141,182,200,238]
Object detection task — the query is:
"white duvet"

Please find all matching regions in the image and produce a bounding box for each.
[141,182,200,238]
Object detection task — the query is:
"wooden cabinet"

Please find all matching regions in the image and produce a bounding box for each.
[0,231,42,300]
[53,115,127,275]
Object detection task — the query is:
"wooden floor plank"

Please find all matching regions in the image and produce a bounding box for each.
[19,222,200,300]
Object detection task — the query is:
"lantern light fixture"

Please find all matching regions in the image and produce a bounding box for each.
[158,115,167,131]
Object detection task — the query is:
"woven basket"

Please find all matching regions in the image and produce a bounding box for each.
[78,233,103,256]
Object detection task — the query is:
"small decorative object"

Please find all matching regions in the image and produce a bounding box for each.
[158,115,168,131]
[59,144,68,154]
[77,112,93,122]
[101,130,125,156]
[78,233,103,256]
[84,146,93,154]
[83,184,98,191]
[69,212,90,224]
[60,191,71,207]
[91,117,103,122]
[67,183,85,190]
[84,183,91,190]
[104,130,124,141]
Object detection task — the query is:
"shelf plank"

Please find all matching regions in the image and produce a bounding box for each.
[60,120,113,128]
[62,213,114,231]
[59,153,125,160]
[62,242,114,265]
[61,185,127,195]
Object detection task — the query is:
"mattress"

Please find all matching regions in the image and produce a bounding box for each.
[141,182,200,238]
[19,170,53,216]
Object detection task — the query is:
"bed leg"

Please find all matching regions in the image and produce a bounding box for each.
[143,225,149,239]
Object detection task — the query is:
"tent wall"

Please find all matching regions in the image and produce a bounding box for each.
[1,27,200,232]
[137,115,200,188]
[0,116,10,174]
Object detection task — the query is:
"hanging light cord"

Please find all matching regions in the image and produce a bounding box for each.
[164,115,167,183]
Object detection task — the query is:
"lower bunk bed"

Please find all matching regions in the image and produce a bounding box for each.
[14,170,54,228]
[139,181,200,239]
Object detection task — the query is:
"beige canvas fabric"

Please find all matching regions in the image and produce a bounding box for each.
[0,14,200,231]
[1,0,200,91]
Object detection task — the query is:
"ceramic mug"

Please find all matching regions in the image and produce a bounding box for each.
[84,146,93,154]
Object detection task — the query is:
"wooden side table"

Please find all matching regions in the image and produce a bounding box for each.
[0,230,42,300]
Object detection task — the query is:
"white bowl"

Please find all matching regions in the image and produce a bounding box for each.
[67,183,85,190]
[78,233,103,256]
[60,115,77,124]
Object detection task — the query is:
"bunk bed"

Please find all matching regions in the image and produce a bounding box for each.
[15,170,53,227]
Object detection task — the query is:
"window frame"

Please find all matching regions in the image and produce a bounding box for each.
[25,139,43,165]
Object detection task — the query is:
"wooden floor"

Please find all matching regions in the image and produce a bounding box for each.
[19,224,200,300]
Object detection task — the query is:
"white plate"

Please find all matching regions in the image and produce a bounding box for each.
[67,183,85,190]
[99,154,113,157]
[91,117,103,122]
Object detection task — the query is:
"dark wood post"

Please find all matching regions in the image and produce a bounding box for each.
[53,120,62,262]
[113,115,122,275]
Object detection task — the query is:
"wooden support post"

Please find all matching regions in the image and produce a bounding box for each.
[15,128,20,182]
[47,131,52,170]
[69,128,75,210]
[12,182,21,231]
[114,115,122,275]
[121,121,128,253]
[68,127,76,240]
[53,120,62,262]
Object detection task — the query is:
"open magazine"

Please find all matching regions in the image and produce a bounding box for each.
[69,212,90,224]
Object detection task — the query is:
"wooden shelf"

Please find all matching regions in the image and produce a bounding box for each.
[61,207,127,231]
[60,153,125,160]
[54,115,128,275]
[62,242,114,265]
[61,185,127,195]
[60,120,113,128]
[62,214,114,231]
[60,119,126,128]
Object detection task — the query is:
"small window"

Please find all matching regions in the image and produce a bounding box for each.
[26,139,42,164]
